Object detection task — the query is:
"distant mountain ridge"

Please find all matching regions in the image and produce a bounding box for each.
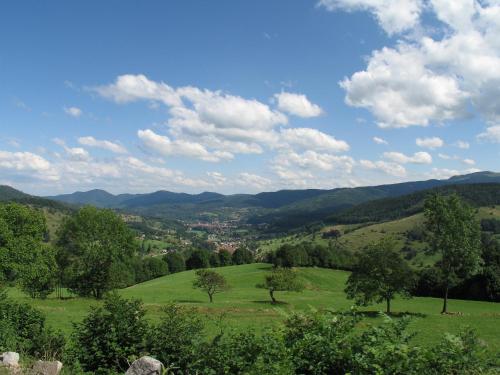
[43,171,500,214]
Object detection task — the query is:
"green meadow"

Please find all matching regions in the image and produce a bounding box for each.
[7,263,500,353]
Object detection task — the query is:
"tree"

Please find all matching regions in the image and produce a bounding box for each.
[192,269,229,303]
[186,249,210,270]
[424,193,482,313]
[232,247,254,265]
[218,249,232,266]
[0,203,47,283]
[57,206,137,299]
[20,244,57,299]
[344,238,415,314]
[258,267,304,304]
[165,252,186,273]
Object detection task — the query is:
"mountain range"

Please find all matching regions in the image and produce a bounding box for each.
[2,171,500,230]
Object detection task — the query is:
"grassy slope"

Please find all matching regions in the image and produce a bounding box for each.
[259,206,500,267]
[8,263,500,352]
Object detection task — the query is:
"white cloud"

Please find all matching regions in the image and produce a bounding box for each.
[383,151,432,164]
[333,0,500,127]
[359,159,407,177]
[416,137,444,149]
[236,173,272,190]
[273,92,323,117]
[463,158,476,165]
[95,75,288,158]
[78,136,127,154]
[0,150,51,172]
[477,125,500,143]
[53,138,91,161]
[373,136,388,145]
[426,167,481,180]
[455,140,470,149]
[317,0,423,35]
[93,74,182,107]
[64,106,82,117]
[438,153,459,160]
[207,171,227,186]
[340,45,468,128]
[274,150,355,172]
[280,128,349,152]
[0,150,59,182]
[138,129,233,162]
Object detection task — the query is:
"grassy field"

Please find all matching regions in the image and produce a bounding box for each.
[7,263,500,353]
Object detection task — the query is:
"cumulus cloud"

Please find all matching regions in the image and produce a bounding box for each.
[0,150,59,182]
[274,150,355,172]
[274,92,323,117]
[383,151,432,164]
[78,136,127,154]
[477,125,500,143]
[64,106,82,117]
[138,129,233,162]
[92,74,182,107]
[463,158,476,166]
[373,136,388,145]
[340,45,468,128]
[280,128,349,152]
[53,138,91,161]
[359,159,407,177]
[331,0,500,128]
[318,0,423,35]
[416,137,444,149]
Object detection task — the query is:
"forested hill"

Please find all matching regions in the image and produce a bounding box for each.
[47,171,500,211]
[327,183,500,224]
[0,185,71,212]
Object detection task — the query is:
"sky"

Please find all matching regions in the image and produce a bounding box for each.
[1,0,499,195]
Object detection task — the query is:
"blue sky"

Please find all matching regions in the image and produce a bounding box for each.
[1,0,499,195]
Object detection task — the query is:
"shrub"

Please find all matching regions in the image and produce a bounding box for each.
[146,304,204,373]
[0,290,65,359]
[69,293,147,374]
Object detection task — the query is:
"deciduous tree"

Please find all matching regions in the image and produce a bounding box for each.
[344,238,415,313]
[424,193,482,313]
[193,269,229,303]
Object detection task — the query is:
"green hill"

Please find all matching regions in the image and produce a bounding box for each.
[258,205,500,268]
[7,263,500,351]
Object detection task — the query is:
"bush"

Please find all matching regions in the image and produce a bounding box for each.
[0,290,65,359]
[69,293,147,374]
[146,304,205,373]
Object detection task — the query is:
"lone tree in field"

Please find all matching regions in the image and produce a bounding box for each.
[424,193,482,314]
[345,238,415,314]
[193,269,229,303]
[258,267,304,304]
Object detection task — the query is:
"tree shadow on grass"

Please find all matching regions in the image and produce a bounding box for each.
[251,300,289,306]
[172,299,205,303]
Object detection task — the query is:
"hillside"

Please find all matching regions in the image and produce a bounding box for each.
[8,263,500,351]
[328,183,500,224]
[45,172,500,224]
[259,205,500,268]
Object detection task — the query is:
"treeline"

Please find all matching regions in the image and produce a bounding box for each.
[0,203,253,300]
[327,183,500,224]
[266,242,354,270]
[1,292,496,375]
[270,195,500,303]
